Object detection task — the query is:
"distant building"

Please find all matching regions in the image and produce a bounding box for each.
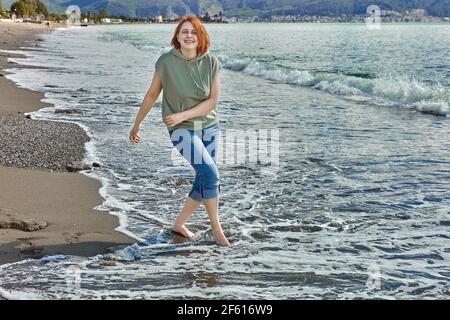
[381,10,402,18]
[99,18,122,24]
[405,9,428,21]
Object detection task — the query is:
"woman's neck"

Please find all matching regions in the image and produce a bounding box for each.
[180,47,197,60]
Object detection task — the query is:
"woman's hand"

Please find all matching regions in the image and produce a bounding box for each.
[129,125,141,144]
[164,112,186,128]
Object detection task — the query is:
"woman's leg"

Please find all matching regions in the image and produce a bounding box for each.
[201,124,230,246]
[203,197,230,246]
[172,196,201,240]
[169,129,202,239]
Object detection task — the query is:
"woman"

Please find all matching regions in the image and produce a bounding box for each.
[129,15,230,246]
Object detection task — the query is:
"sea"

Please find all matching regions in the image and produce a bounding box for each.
[0,22,449,299]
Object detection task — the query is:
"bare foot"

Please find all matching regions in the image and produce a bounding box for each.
[172,224,196,240]
[212,228,230,246]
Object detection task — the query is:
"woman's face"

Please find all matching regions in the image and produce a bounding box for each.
[177,21,198,51]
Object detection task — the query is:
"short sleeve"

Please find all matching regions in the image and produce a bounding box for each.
[155,56,164,81]
[211,55,222,80]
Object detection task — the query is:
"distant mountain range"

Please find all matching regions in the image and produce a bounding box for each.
[3,1,450,18]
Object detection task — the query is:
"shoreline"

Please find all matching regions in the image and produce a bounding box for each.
[0,22,136,281]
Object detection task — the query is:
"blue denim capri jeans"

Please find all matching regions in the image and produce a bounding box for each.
[168,123,221,201]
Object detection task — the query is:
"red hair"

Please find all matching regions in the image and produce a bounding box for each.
[171,15,211,55]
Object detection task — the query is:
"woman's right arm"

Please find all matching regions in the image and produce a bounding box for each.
[133,72,162,128]
[130,72,162,143]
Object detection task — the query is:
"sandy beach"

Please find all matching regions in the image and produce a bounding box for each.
[0,21,135,272]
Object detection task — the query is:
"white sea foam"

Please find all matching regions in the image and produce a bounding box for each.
[99,243,141,262]
[410,101,450,116]
[81,169,143,243]
[0,288,42,300]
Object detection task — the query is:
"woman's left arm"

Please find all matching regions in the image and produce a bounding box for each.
[163,74,220,127]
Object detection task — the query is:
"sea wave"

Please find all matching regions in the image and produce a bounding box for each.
[217,54,450,117]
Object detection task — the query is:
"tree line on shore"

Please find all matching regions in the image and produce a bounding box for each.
[0,0,118,22]
[0,0,221,23]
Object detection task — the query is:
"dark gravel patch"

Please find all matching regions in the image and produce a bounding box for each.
[0,117,90,172]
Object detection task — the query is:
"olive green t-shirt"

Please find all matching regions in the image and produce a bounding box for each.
[155,47,222,130]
